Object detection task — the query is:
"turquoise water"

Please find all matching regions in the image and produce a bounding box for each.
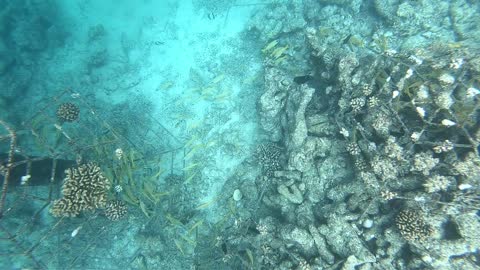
[0,0,479,269]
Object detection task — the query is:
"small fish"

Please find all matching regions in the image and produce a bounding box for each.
[246,248,254,266]
[262,40,278,53]
[196,195,221,210]
[188,220,203,234]
[154,41,164,45]
[166,213,183,226]
[341,34,352,45]
[187,120,202,130]
[184,147,199,160]
[180,234,196,245]
[271,45,289,59]
[211,74,225,84]
[243,73,261,84]
[174,113,190,121]
[294,75,313,85]
[201,86,216,96]
[448,42,463,49]
[185,171,198,183]
[150,168,164,181]
[221,242,228,254]
[188,87,201,93]
[158,81,174,91]
[185,135,198,147]
[139,200,151,218]
[207,12,216,20]
[214,91,232,102]
[204,140,217,148]
[274,55,287,65]
[175,120,185,128]
[174,239,185,255]
[183,162,200,171]
[71,226,83,238]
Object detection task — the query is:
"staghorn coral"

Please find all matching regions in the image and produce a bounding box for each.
[411,152,439,176]
[423,175,453,193]
[370,110,392,137]
[350,97,365,114]
[434,91,454,110]
[453,152,480,179]
[50,163,110,217]
[371,155,398,181]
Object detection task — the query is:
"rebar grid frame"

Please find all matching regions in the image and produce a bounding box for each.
[0,89,184,269]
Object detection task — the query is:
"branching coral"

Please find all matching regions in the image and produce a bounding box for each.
[104,200,128,221]
[50,163,110,217]
[395,209,433,242]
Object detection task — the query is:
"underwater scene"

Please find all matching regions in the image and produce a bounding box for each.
[0,0,479,269]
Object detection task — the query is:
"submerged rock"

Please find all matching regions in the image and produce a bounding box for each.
[258,68,290,141]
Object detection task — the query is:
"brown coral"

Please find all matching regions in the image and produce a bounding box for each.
[395,209,433,241]
[50,163,110,217]
[255,143,283,177]
[104,200,128,221]
[56,102,80,122]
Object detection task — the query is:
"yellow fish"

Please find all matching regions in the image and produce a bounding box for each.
[185,171,198,183]
[272,45,289,59]
[196,195,221,210]
[185,135,198,147]
[211,74,225,84]
[184,147,199,160]
[204,140,217,148]
[188,220,203,234]
[201,86,216,96]
[214,91,232,102]
[448,42,463,49]
[183,162,200,171]
[158,81,175,91]
[274,55,287,65]
[166,213,183,226]
[174,239,185,255]
[187,120,202,130]
[262,40,278,53]
[242,73,261,84]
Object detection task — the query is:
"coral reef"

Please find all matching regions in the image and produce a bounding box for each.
[258,68,290,142]
[248,2,306,42]
[2,0,480,269]
[215,1,480,269]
